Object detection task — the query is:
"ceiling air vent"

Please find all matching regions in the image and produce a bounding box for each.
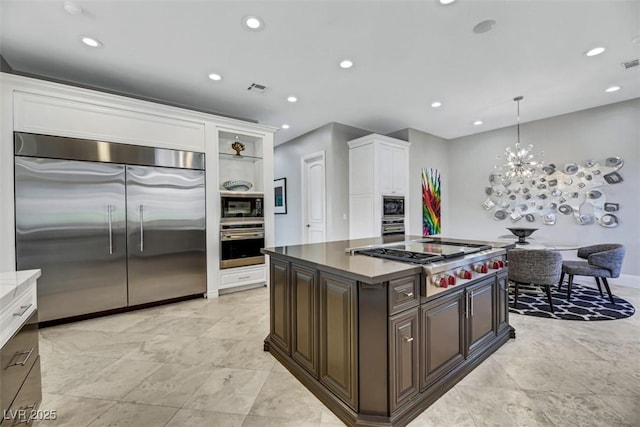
[247,83,270,93]
[622,59,639,69]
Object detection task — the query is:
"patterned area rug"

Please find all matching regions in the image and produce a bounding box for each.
[509,282,635,321]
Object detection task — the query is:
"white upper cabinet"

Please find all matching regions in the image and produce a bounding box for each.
[348,134,410,197]
[378,142,407,195]
[349,142,375,195]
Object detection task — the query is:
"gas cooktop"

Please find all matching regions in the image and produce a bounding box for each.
[354,239,491,265]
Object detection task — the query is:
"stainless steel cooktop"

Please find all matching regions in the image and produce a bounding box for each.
[354,239,491,265]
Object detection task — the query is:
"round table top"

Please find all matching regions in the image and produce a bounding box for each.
[497,235,580,251]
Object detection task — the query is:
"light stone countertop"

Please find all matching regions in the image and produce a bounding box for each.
[1,269,41,348]
[263,235,515,284]
[0,269,40,311]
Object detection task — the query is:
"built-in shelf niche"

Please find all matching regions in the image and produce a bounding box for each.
[218,130,264,192]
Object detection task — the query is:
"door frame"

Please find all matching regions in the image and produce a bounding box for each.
[301,150,327,243]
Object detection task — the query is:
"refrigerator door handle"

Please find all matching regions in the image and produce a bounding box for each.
[107,205,113,254]
[139,204,144,252]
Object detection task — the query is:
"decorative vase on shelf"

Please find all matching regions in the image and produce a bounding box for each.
[231,142,245,156]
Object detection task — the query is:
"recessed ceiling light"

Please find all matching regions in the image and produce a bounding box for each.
[208,73,222,81]
[63,1,82,15]
[440,0,456,4]
[585,46,606,57]
[474,120,483,126]
[281,124,290,129]
[339,59,353,69]
[81,36,102,48]
[605,86,621,93]
[431,101,442,108]
[287,96,298,103]
[243,16,264,31]
[473,19,496,34]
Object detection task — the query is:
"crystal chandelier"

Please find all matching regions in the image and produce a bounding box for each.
[495,96,544,182]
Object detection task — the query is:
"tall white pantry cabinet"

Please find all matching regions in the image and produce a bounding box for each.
[0,72,276,297]
[348,134,410,239]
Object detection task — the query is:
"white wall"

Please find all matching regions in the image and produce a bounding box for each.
[276,124,450,245]
[274,124,331,246]
[388,129,450,237]
[448,99,640,275]
[273,123,370,246]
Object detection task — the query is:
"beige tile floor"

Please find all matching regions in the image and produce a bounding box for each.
[33,282,640,427]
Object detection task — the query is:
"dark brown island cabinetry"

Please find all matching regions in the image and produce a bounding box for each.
[264,242,512,427]
[1,312,42,427]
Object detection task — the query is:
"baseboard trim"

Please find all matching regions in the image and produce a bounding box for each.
[206,290,219,299]
[612,274,640,290]
[218,282,267,295]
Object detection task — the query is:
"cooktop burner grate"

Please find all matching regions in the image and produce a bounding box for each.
[356,248,444,265]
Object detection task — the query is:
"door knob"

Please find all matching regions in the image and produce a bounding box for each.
[306,224,310,228]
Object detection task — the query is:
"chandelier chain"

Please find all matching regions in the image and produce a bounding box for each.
[514,95,523,145]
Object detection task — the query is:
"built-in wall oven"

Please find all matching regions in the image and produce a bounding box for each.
[382,195,405,236]
[220,192,265,269]
[220,222,265,269]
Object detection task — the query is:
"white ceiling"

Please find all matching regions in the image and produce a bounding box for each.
[1,0,639,145]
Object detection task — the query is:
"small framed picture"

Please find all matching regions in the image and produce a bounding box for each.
[274,178,287,214]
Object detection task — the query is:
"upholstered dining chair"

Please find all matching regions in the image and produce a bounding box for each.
[508,249,563,313]
[559,244,625,304]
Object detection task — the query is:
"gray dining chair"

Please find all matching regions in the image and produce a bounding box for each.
[508,249,563,313]
[558,244,625,304]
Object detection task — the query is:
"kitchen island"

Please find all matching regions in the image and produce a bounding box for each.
[263,236,514,427]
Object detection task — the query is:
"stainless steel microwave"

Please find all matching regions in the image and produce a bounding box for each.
[221,192,264,222]
[382,195,404,217]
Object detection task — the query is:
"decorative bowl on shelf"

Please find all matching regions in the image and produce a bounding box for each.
[506,227,538,244]
[222,180,253,191]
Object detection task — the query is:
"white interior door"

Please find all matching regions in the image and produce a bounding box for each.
[302,151,326,243]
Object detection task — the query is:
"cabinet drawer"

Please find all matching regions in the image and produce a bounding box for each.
[219,266,266,289]
[388,275,419,315]
[1,312,39,415]
[3,357,41,426]
[0,286,37,350]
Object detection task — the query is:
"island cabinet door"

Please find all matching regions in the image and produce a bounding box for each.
[465,276,498,357]
[389,307,419,412]
[496,272,510,334]
[318,271,358,410]
[291,263,318,376]
[270,258,291,354]
[420,289,465,390]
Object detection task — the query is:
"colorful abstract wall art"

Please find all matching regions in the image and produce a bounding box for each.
[422,168,441,236]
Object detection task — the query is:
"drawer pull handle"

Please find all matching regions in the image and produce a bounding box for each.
[13,304,32,317]
[238,276,250,279]
[403,292,414,297]
[8,348,34,367]
[404,336,414,342]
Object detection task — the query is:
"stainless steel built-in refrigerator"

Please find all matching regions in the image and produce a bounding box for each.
[14,132,206,322]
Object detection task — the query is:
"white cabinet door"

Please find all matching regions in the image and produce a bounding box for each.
[379,144,406,195]
[349,194,375,239]
[349,143,375,195]
[378,143,394,194]
[391,146,406,195]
